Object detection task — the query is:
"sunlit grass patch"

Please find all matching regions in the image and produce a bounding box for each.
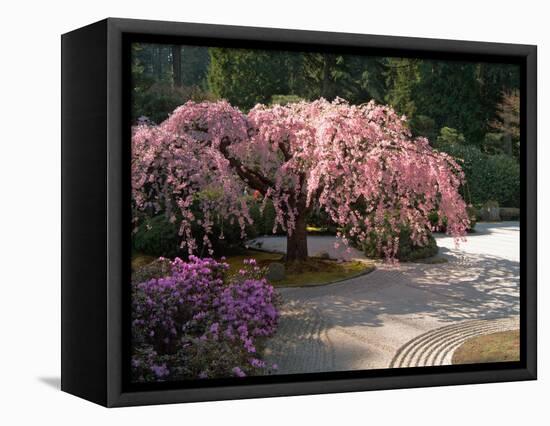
[222,250,374,287]
[452,330,520,364]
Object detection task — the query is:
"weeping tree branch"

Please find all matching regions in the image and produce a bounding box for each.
[218,137,274,195]
[278,140,292,161]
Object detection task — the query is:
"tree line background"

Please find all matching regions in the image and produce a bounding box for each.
[131,43,520,209]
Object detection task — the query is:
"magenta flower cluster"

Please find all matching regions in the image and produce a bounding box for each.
[131,256,279,382]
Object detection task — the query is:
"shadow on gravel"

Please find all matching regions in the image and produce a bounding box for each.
[280,251,519,329]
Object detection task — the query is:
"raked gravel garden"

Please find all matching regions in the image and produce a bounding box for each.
[254,222,520,374]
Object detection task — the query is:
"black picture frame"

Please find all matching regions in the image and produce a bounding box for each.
[61,17,537,407]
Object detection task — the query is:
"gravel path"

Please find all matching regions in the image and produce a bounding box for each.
[260,222,520,374]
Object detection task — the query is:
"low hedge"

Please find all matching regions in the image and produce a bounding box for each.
[499,207,520,221]
[436,139,520,208]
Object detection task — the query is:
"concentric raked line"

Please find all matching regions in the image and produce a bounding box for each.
[265,303,336,374]
[389,317,519,368]
[406,321,512,367]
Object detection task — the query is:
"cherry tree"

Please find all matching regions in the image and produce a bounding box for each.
[132,98,470,261]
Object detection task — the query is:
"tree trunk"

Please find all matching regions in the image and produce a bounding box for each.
[286,213,308,262]
[321,54,336,101]
[154,47,161,79]
[172,46,182,87]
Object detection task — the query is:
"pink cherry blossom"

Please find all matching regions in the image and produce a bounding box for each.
[132,98,469,260]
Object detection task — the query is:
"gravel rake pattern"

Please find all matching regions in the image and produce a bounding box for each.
[389,317,519,368]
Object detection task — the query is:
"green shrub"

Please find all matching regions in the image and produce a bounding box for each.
[133,215,181,258]
[478,200,501,222]
[428,206,477,232]
[436,126,466,146]
[484,154,520,207]
[190,215,248,255]
[436,135,520,208]
[132,82,217,124]
[133,207,249,259]
[361,225,438,261]
[133,196,293,259]
[397,228,438,262]
[428,211,440,230]
[410,115,437,141]
[500,207,520,221]
[483,132,508,156]
[248,199,285,236]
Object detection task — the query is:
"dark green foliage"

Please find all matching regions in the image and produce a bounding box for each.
[499,207,520,221]
[483,132,515,157]
[479,200,501,221]
[248,200,284,236]
[133,215,181,258]
[385,58,419,118]
[414,61,485,142]
[301,53,338,101]
[436,138,520,208]
[396,228,438,262]
[428,206,477,233]
[307,208,339,234]
[131,43,213,123]
[344,55,388,103]
[412,61,519,143]
[189,214,247,256]
[483,155,520,207]
[180,46,211,87]
[207,49,390,110]
[132,210,248,259]
[208,48,292,110]
[437,127,466,146]
[361,226,438,261]
[384,58,520,146]
[133,199,290,259]
[300,53,387,104]
[477,63,520,141]
[409,115,437,141]
[132,82,216,124]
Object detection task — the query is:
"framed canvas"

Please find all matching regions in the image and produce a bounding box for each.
[61,18,537,407]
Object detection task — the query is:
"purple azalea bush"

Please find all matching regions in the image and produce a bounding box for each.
[131,256,279,382]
